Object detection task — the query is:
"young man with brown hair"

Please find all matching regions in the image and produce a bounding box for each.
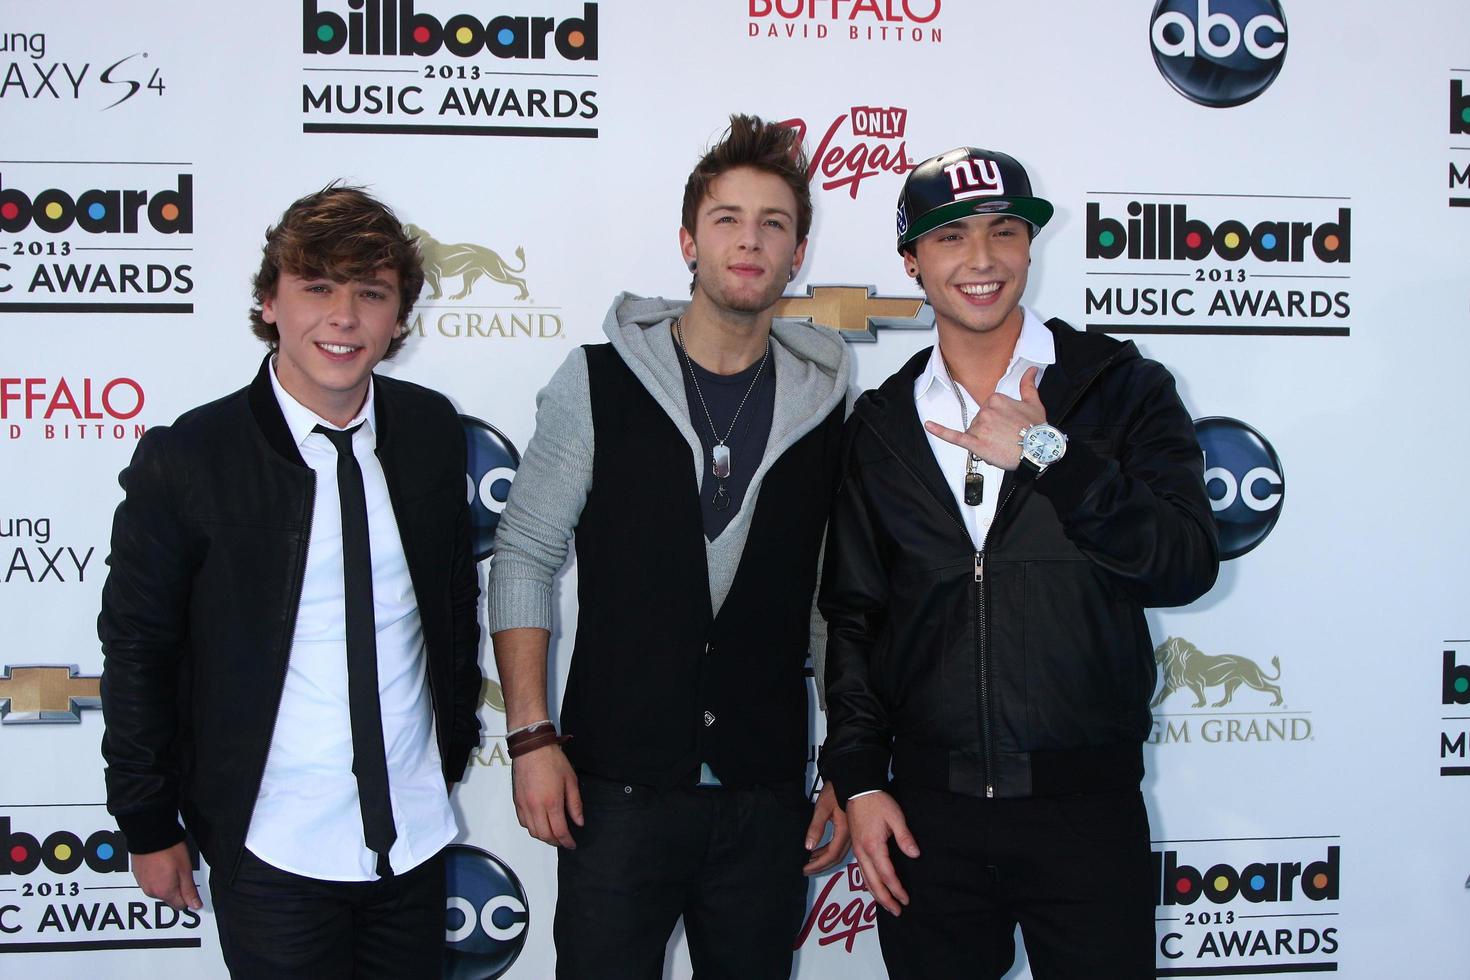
[489,114,851,979]
[99,184,483,977]
[820,148,1220,978]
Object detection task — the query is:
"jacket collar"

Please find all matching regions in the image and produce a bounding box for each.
[854,319,1138,521]
[1034,318,1136,422]
[247,354,307,467]
[246,353,400,469]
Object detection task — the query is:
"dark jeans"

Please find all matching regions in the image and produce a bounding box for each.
[209,848,445,980]
[877,783,1155,980]
[554,773,812,980]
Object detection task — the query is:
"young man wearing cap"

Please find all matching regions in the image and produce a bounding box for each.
[488,114,851,978]
[819,148,1219,978]
[99,185,483,977]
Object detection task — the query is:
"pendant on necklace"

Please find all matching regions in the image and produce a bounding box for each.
[712,444,732,480]
[712,482,731,511]
[964,468,984,506]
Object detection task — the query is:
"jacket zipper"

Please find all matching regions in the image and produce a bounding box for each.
[976,480,1021,799]
[857,347,1128,800]
[859,423,1002,796]
[234,470,315,883]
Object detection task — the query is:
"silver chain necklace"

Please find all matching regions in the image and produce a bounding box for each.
[946,366,984,506]
[674,315,770,512]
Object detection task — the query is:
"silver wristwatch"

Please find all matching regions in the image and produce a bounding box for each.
[1018,423,1067,477]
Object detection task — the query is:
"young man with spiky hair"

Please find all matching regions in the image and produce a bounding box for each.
[820,148,1220,978]
[99,185,482,977]
[490,114,851,978]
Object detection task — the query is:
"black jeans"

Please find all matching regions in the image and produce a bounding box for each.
[876,783,1155,980]
[553,773,811,980]
[209,848,445,979]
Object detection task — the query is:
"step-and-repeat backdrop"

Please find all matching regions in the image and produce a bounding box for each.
[3,1,1468,976]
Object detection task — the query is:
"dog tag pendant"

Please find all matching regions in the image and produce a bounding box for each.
[712,482,731,511]
[964,468,984,506]
[712,444,732,479]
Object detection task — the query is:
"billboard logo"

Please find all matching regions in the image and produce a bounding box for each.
[0,173,191,235]
[1150,0,1287,108]
[1452,78,1470,208]
[0,816,127,875]
[1153,837,1340,972]
[461,415,519,561]
[1157,845,1338,906]
[1443,644,1470,777]
[444,844,529,979]
[1195,417,1283,560]
[303,0,597,60]
[0,806,203,950]
[1445,649,1470,706]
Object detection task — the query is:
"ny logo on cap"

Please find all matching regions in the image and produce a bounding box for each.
[945,158,1004,201]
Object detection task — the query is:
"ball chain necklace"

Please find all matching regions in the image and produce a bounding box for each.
[945,365,984,506]
[674,315,770,512]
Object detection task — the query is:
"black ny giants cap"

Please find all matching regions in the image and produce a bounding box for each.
[895,147,1054,252]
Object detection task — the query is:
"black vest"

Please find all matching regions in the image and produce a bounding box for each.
[563,343,843,787]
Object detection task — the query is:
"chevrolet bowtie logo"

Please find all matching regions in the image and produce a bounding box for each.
[774,285,933,342]
[0,664,102,724]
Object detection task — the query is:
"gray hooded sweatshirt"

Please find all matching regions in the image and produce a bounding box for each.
[487,292,851,700]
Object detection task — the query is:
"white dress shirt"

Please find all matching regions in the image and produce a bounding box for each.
[914,306,1057,549]
[245,361,456,881]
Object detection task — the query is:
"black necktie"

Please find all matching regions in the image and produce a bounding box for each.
[314,423,396,878]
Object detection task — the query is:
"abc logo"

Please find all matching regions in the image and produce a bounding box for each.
[461,416,520,562]
[443,844,529,980]
[1194,417,1283,560]
[1150,0,1288,108]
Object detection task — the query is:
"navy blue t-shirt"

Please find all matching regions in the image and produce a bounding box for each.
[675,338,775,541]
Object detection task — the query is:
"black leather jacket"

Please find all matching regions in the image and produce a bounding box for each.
[98,357,482,878]
[820,320,1218,804]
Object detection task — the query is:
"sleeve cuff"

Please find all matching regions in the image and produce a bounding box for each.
[113,806,186,855]
[821,747,891,809]
[444,740,475,784]
[486,577,553,634]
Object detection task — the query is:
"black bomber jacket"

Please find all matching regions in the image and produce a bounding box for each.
[98,357,483,879]
[819,319,1219,804]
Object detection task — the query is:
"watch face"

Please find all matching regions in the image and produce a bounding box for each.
[1025,425,1066,465]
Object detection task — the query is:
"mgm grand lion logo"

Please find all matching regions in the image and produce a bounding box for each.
[405,225,529,302]
[1151,637,1284,708]
[480,677,506,714]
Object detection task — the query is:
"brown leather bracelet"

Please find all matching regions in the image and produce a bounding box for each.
[507,724,572,759]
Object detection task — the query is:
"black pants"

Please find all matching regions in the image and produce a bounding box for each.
[877,783,1155,980]
[553,774,811,980]
[209,848,445,980]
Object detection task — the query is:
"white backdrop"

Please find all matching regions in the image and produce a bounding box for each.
[3,1,1469,977]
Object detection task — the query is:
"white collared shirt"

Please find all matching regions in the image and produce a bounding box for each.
[245,361,456,881]
[914,306,1057,549]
